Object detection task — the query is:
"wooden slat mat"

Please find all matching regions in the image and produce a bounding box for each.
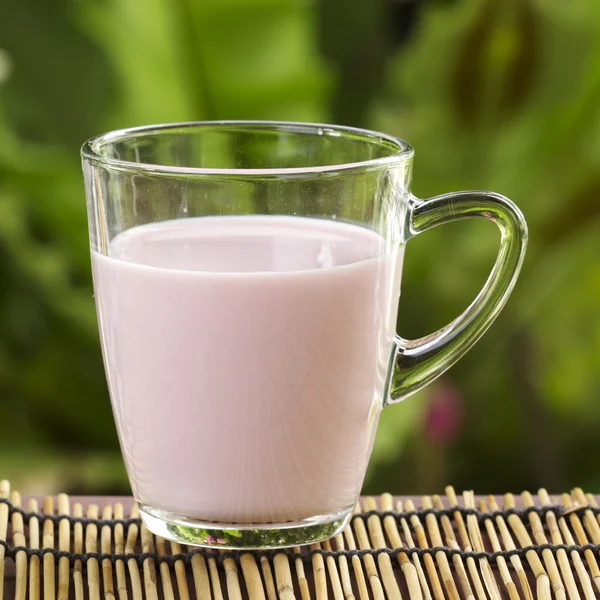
[3,480,600,599]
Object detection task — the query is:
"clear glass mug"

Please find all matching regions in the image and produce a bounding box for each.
[82,121,527,549]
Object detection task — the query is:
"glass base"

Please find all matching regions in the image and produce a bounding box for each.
[139,503,353,549]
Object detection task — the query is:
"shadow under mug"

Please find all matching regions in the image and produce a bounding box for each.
[82,121,527,549]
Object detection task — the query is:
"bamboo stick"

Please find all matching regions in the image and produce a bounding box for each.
[503,493,552,600]
[241,553,267,600]
[57,494,70,600]
[581,492,600,594]
[572,489,600,543]
[292,548,312,600]
[274,552,296,600]
[349,506,386,600]
[396,499,433,600]
[8,492,26,600]
[358,499,401,600]
[584,492,600,513]
[478,499,522,600]
[42,496,56,600]
[260,555,278,600]
[444,487,488,600]
[190,550,211,600]
[28,499,41,600]
[332,536,352,600]
[154,533,175,600]
[72,503,84,600]
[379,494,423,600]
[487,496,534,600]
[85,505,101,600]
[208,553,225,600]
[169,540,191,600]
[124,504,144,600]
[538,489,594,600]
[113,503,129,600]
[0,481,8,600]
[432,494,483,600]
[138,519,159,600]
[582,492,600,589]
[321,537,345,600]
[402,499,446,600]
[224,554,243,600]
[521,491,576,600]
[559,493,600,592]
[339,521,370,600]
[101,505,116,600]
[462,491,500,600]
[308,542,328,600]
[420,495,466,600]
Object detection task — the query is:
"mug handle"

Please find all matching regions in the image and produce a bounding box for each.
[387,191,528,404]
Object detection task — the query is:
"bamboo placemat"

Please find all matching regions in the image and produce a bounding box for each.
[3,480,600,599]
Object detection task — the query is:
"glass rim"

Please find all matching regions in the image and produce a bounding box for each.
[81,120,414,176]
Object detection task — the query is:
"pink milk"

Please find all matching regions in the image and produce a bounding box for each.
[92,216,403,523]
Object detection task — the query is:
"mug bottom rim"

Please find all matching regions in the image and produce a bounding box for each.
[139,503,354,550]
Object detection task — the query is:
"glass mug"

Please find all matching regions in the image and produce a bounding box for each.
[82,121,527,549]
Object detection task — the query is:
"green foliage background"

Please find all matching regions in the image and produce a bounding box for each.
[1,0,599,495]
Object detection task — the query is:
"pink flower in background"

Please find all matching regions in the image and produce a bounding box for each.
[423,380,464,445]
